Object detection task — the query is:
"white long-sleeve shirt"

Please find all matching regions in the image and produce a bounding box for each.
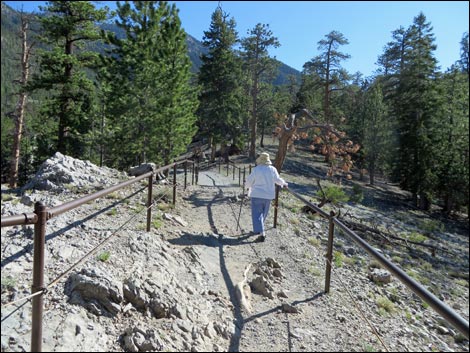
[245,165,288,200]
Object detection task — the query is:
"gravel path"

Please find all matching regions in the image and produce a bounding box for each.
[173,168,469,352]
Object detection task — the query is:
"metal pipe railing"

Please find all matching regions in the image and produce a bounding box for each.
[333,218,469,339]
[48,171,153,219]
[1,158,197,352]
[274,186,469,339]
[1,212,38,227]
[214,160,470,338]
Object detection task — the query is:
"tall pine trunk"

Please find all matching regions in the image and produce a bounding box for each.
[9,14,32,188]
[368,160,375,186]
[249,76,259,160]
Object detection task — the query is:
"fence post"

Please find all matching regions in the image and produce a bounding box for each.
[249,164,252,174]
[226,160,229,177]
[146,173,153,232]
[184,161,187,190]
[238,167,241,186]
[273,185,279,228]
[233,163,235,180]
[173,162,177,205]
[243,167,246,192]
[195,162,199,185]
[191,161,195,185]
[31,202,47,353]
[325,211,336,293]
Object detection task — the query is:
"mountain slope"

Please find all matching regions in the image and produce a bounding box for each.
[0,2,300,111]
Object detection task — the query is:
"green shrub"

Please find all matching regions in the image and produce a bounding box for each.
[419,219,445,233]
[157,202,173,211]
[97,251,110,262]
[2,194,14,202]
[1,276,16,289]
[308,265,321,276]
[290,217,300,225]
[106,192,120,199]
[317,185,349,205]
[376,295,395,313]
[333,250,344,267]
[308,237,321,247]
[363,344,377,352]
[405,310,413,321]
[407,231,427,243]
[153,213,163,229]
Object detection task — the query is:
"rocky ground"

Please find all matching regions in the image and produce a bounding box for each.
[1,145,469,352]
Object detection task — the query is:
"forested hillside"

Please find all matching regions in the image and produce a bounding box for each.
[0,1,468,217]
[0,3,300,116]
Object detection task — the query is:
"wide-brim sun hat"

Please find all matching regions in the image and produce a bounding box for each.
[256,152,272,165]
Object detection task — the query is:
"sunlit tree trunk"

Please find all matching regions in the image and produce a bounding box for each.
[9,13,33,188]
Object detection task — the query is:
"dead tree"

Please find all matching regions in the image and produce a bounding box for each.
[9,11,35,188]
[273,109,335,172]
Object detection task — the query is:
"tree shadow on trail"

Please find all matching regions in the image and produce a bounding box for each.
[243,291,325,324]
[168,231,259,247]
[170,172,258,351]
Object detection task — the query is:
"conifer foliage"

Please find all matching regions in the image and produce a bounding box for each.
[1,3,468,216]
[100,1,198,168]
[27,1,109,158]
[197,4,245,161]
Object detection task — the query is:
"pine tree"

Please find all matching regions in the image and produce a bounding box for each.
[240,23,280,159]
[303,31,350,124]
[27,1,109,158]
[458,32,469,79]
[100,1,197,168]
[436,65,469,214]
[197,4,244,161]
[394,13,440,209]
[155,3,198,166]
[362,82,393,185]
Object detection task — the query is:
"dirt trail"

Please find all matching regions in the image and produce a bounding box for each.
[174,169,395,352]
[166,164,469,352]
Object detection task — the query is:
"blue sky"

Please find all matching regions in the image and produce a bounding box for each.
[4,1,469,77]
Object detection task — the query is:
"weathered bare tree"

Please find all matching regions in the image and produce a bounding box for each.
[9,11,35,188]
[273,109,360,180]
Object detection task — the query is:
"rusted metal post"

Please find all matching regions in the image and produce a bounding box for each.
[273,185,280,228]
[238,168,241,186]
[249,164,252,174]
[325,211,336,293]
[146,174,153,232]
[173,162,177,205]
[233,163,235,180]
[226,160,229,176]
[243,167,246,192]
[191,161,195,185]
[218,158,221,173]
[195,162,199,185]
[31,202,47,352]
[184,161,187,190]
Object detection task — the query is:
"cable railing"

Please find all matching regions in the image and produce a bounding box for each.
[214,158,469,340]
[1,159,198,352]
[273,185,469,340]
[211,157,470,340]
[2,157,468,352]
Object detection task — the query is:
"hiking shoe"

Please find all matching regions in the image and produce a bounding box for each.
[255,235,266,243]
[248,231,259,237]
